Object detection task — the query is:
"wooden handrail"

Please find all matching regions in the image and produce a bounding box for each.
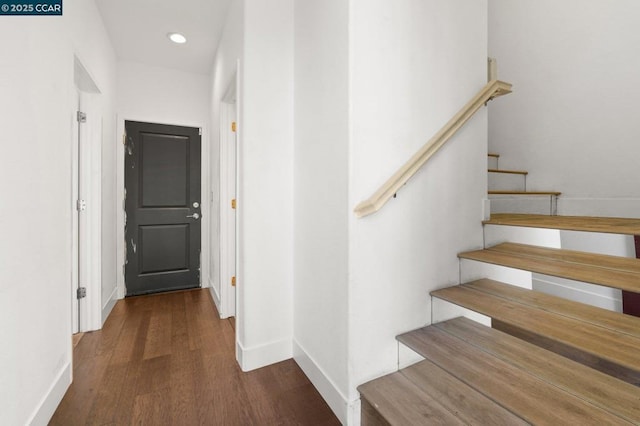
[354,80,512,218]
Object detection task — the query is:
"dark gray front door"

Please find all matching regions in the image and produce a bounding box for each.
[125,121,201,296]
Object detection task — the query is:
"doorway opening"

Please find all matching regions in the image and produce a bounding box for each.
[72,56,102,334]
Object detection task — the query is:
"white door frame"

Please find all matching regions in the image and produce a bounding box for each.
[116,117,210,299]
[71,89,80,334]
[72,56,102,332]
[218,74,239,318]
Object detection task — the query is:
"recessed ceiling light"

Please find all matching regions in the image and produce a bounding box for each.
[167,32,187,44]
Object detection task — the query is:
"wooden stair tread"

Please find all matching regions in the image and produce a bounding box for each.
[488,168,528,175]
[465,279,640,339]
[459,242,640,293]
[358,358,527,426]
[358,372,467,425]
[484,213,640,235]
[430,285,640,384]
[398,317,640,424]
[489,190,561,195]
[395,319,633,425]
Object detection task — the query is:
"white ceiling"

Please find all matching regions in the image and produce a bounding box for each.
[95,0,233,75]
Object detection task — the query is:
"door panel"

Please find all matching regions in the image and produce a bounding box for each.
[125,121,201,296]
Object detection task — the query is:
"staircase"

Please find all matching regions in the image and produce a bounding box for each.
[488,153,562,215]
[358,214,640,425]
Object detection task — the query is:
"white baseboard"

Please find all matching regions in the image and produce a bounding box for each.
[102,285,118,325]
[208,279,223,318]
[28,361,71,426]
[236,338,292,372]
[293,339,359,425]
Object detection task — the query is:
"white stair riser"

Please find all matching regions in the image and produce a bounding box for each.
[431,297,491,325]
[485,225,634,258]
[459,258,533,289]
[490,196,558,215]
[398,342,425,369]
[489,173,526,192]
[484,224,561,249]
[533,273,623,313]
[488,156,499,170]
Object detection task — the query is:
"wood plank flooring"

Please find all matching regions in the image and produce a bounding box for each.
[51,289,339,426]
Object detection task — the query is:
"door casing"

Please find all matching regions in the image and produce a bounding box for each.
[217,75,238,318]
[72,55,102,333]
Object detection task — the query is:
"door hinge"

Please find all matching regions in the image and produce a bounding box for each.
[231,199,237,209]
[77,111,87,123]
[231,122,237,132]
[76,199,87,211]
[199,128,202,136]
[77,287,87,299]
[231,276,236,287]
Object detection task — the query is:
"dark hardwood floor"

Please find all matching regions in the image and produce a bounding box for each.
[51,289,340,425]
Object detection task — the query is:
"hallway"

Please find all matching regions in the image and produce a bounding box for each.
[50,290,339,425]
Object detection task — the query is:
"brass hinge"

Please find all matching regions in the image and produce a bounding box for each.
[231,121,237,132]
[231,276,236,287]
[231,199,237,209]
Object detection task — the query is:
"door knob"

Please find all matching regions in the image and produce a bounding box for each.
[187,213,200,220]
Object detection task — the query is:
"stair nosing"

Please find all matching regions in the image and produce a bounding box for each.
[458,242,640,293]
[488,190,561,195]
[430,285,640,374]
[483,213,640,235]
[488,168,528,175]
[463,278,640,339]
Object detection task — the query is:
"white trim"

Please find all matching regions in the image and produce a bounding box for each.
[27,362,71,426]
[84,92,103,332]
[73,57,103,333]
[293,339,357,425]
[235,338,292,372]
[116,117,209,299]
[71,90,80,334]
[219,95,237,319]
[208,278,223,317]
[101,285,118,325]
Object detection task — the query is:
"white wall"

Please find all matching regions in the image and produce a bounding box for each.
[235,0,295,371]
[293,0,350,422]
[489,0,640,217]
[348,0,488,414]
[0,1,116,423]
[115,61,211,299]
